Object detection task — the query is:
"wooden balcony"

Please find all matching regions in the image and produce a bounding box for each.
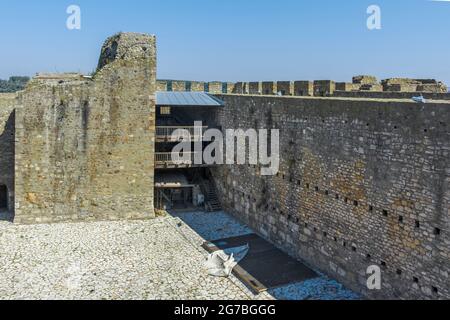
[156,126,208,142]
[155,152,211,169]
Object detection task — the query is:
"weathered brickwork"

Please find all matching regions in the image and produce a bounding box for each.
[353,75,378,85]
[0,93,16,213]
[359,84,383,92]
[262,82,276,95]
[225,82,235,94]
[333,91,450,100]
[211,94,450,300]
[156,80,168,91]
[171,80,186,92]
[293,81,314,96]
[13,33,156,223]
[156,77,448,98]
[249,82,262,95]
[276,81,293,96]
[336,83,362,92]
[314,80,336,96]
[382,78,448,93]
[384,84,418,93]
[208,82,223,94]
[191,81,206,92]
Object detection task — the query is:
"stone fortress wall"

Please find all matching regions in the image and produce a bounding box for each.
[0,32,449,300]
[1,33,157,223]
[211,94,450,300]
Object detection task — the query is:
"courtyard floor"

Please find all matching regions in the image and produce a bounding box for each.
[173,211,360,300]
[0,210,359,300]
[0,216,253,300]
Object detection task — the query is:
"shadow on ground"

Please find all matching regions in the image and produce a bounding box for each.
[170,210,253,241]
[169,210,361,300]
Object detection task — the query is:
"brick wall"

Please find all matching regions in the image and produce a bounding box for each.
[14,33,156,223]
[212,94,450,299]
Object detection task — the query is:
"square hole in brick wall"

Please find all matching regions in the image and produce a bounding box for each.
[396,269,402,276]
[434,228,441,236]
[413,277,419,283]
[398,216,404,223]
[380,261,387,268]
[382,210,388,217]
[415,220,420,228]
[353,200,359,207]
[432,287,438,294]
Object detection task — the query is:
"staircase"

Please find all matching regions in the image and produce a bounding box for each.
[203,180,222,212]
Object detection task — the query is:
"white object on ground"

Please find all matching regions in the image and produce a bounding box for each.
[412,96,427,103]
[204,245,249,277]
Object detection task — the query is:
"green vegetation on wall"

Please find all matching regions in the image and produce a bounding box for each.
[0,76,30,93]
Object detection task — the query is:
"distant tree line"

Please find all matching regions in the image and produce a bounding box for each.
[0,76,30,93]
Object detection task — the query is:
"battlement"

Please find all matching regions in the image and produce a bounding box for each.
[157,76,449,100]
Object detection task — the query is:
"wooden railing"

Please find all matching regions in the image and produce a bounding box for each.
[156,126,208,141]
[155,152,206,167]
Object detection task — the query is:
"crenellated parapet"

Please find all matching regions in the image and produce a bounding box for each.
[156,76,448,99]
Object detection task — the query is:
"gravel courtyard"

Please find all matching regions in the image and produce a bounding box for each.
[0,211,359,300]
[0,216,254,300]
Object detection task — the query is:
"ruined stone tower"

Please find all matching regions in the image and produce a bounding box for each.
[12,32,156,223]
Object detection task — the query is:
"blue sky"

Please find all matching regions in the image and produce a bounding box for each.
[0,0,449,84]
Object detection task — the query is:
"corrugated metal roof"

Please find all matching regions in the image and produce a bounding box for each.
[156,91,224,107]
